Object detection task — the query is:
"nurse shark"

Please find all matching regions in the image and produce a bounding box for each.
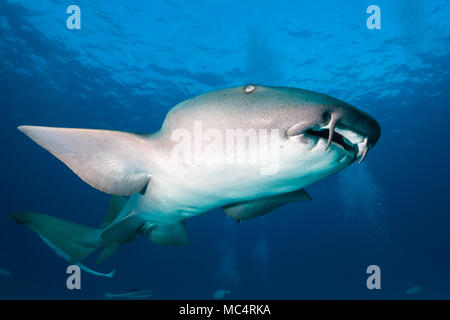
[11,85,380,272]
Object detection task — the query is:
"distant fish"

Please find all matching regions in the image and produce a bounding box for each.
[406,285,422,295]
[0,268,11,277]
[212,289,230,299]
[105,289,153,300]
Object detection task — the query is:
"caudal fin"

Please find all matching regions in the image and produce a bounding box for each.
[10,212,103,263]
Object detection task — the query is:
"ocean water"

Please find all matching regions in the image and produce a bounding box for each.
[0,0,449,300]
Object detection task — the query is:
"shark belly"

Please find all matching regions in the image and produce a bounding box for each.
[133,135,354,222]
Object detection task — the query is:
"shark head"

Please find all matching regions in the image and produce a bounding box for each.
[229,85,381,188]
[280,86,380,163]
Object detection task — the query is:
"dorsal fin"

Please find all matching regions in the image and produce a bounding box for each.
[101,196,127,228]
[223,189,311,221]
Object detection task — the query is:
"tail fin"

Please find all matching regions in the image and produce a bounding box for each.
[77,263,116,278]
[10,212,103,264]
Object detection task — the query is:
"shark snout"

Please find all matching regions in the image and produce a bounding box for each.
[301,100,380,163]
[325,103,381,163]
[335,106,380,145]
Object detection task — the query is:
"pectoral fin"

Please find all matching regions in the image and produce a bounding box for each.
[18,126,151,196]
[223,189,311,221]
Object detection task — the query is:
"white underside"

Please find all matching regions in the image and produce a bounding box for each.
[128,134,356,224]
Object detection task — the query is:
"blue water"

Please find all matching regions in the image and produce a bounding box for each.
[1,0,449,299]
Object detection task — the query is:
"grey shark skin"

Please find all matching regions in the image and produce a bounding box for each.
[11,85,380,266]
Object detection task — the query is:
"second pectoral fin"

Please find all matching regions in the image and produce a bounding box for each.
[222,189,311,221]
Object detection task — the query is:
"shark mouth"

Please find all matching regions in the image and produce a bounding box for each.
[306,128,354,152]
[305,127,369,163]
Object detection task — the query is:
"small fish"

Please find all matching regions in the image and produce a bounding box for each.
[104,289,153,300]
[212,289,230,299]
[0,268,11,277]
[406,286,422,295]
